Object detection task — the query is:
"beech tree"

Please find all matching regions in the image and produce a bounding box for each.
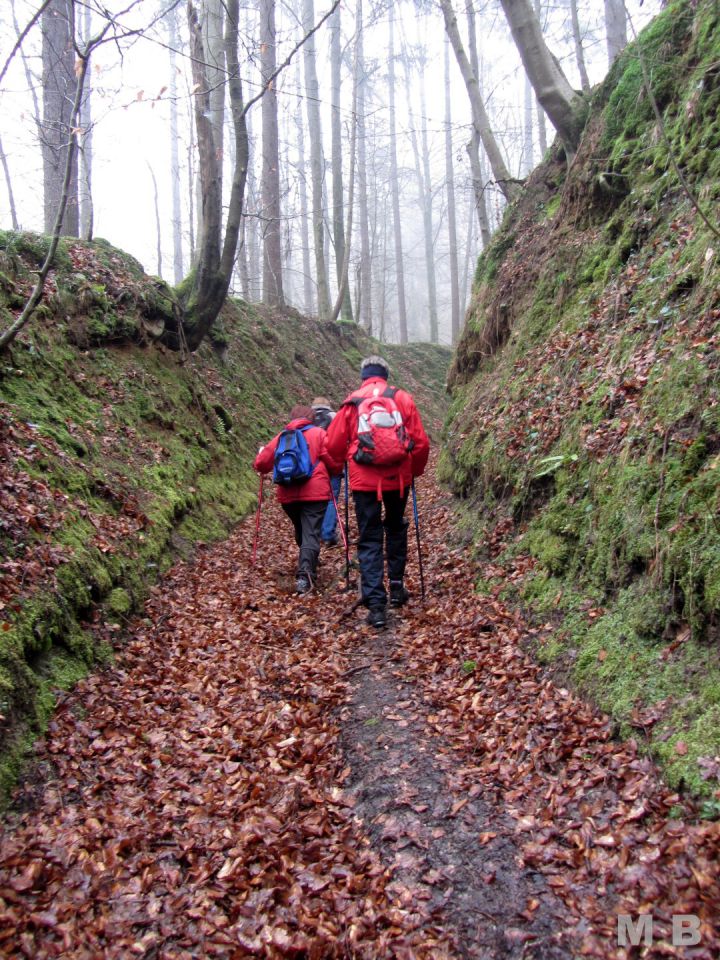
[41,0,79,235]
[498,0,586,157]
[440,0,520,203]
[260,0,284,307]
[604,0,628,63]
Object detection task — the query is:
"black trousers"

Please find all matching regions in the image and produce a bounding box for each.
[353,489,409,609]
[281,501,328,577]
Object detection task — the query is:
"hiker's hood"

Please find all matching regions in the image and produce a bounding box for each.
[285,417,313,430]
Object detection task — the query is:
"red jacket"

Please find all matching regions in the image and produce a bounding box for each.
[325,377,430,496]
[253,418,338,504]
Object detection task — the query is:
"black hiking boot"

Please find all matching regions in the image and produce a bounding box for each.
[389,581,410,607]
[367,606,387,629]
[295,573,313,595]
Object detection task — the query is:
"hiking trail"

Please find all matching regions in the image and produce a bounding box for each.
[0,458,718,958]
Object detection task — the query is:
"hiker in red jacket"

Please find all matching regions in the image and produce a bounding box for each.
[254,404,340,594]
[325,356,430,628]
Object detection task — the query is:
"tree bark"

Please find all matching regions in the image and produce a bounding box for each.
[388,13,408,344]
[303,0,331,319]
[260,0,284,306]
[444,40,460,345]
[498,0,585,157]
[294,55,313,315]
[356,0,372,334]
[168,2,184,284]
[440,0,519,203]
[329,8,359,325]
[78,0,93,240]
[41,0,79,236]
[0,135,19,230]
[147,162,162,276]
[401,38,438,343]
[534,0,548,154]
[568,0,590,93]
[464,3,493,245]
[1,23,105,352]
[604,0,627,64]
[330,5,353,322]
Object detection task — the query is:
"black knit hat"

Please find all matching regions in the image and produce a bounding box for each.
[360,354,389,380]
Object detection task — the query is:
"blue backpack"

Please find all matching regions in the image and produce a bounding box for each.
[272,425,317,485]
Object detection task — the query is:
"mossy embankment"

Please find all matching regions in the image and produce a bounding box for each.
[0,232,450,800]
[442,0,720,802]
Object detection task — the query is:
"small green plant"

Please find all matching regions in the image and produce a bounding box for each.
[462,660,477,674]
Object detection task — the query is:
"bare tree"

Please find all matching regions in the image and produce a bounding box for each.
[167,1,184,284]
[568,0,590,92]
[604,0,628,63]
[330,5,353,321]
[356,0,372,334]
[440,0,519,203]
[147,161,162,276]
[388,12,408,344]
[303,0,331,319]
[534,0,549,155]
[260,0,284,306]
[1,11,115,352]
[41,0,79,235]
[498,0,586,157]
[400,33,438,343]
[0,135,19,230]
[294,54,313,315]
[464,1,493,244]
[444,39,460,344]
[78,0,93,240]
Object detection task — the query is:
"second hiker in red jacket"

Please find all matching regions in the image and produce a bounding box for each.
[325,356,430,627]
[254,404,339,594]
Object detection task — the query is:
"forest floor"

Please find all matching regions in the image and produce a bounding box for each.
[0,459,719,958]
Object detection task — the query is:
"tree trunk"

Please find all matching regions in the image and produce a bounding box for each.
[329,8,359,326]
[0,136,19,230]
[440,0,519,203]
[534,0,549,154]
[260,0,284,306]
[330,6,353,322]
[356,0,372,334]
[523,73,535,174]
[294,55,313,315]
[41,0,79,236]
[569,0,590,93]
[147,162,162,276]
[464,4,493,245]
[303,0,331,319]
[604,0,627,64]
[174,0,248,350]
[2,24,104,351]
[388,13,408,344]
[444,40,460,345]
[401,39,438,343]
[498,0,585,157]
[168,3,183,284]
[77,1,93,239]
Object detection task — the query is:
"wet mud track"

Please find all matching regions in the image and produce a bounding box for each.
[340,625,571,959]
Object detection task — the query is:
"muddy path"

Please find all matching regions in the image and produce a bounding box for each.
[0,464,718,958]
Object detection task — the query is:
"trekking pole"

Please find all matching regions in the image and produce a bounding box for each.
[411,480,426,600]
[344,463,350,587]
[330,479,349,556]
[251,475,264,566]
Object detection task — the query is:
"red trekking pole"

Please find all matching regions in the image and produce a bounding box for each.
[251,475,264,565]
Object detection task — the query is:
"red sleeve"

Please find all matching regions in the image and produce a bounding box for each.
[254,433,280,474]
[399,391,429,477]
[325,404,354,466]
